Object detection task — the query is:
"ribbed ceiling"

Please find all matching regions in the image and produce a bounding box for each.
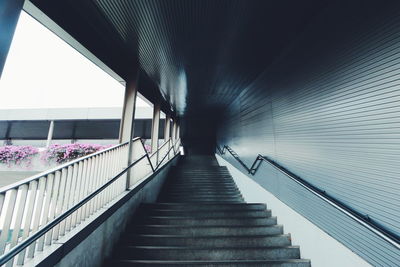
[30,0,325,117]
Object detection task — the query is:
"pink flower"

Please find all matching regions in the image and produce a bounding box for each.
[0,146,39,166]
[42,143,109,164]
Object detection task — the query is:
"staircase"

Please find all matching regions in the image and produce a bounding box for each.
[106,156,311,266]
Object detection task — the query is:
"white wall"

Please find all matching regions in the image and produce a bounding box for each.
[216,154,371,267]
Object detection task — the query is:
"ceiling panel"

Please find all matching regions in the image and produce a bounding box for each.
[30,0,326,117]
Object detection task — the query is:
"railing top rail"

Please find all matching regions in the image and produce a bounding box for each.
[217,144,400,250]
[0,138,139,194]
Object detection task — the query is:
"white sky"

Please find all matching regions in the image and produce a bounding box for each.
[0,12,148,109]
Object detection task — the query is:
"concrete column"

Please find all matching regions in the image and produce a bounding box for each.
[151,103,161,153]
[171,119,177,141]
[0,0,24,77]
[46,120,55,148]
[119,77,139,190]
[176,124,180,139]
[119,79,138,143]
[164,114,171,141]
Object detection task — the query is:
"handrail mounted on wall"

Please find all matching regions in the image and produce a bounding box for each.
[217,144,400,250]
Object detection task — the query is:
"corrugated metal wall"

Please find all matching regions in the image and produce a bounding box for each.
[217,2,400,266]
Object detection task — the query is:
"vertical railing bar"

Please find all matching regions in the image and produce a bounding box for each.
[16,181,38,265]
[44,171,61,245]
[122,146,128,190]
[27,177,46,258]
[110,150,118,199]
[88,156,98,216]
[82,159,93,220]
[75,160,87,225]
[105,151,113,204]
[108,150,116,203]
[0,194,6,220]
[67,163,79,231]
[7,185,29,267]
[100,152,110,206]
[59,166,73,236]
[111,149,119,199]
[37,174,54,251]
[91,157,100,214]
[95,154,105,212]
[119,147,125,193]
[52,168,68,240]
[99,152,107,207]
[0,189,17,254]
[110,149,117,201]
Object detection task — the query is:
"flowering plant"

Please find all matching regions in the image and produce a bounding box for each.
[0,146,39,166]
[144,144,151,153]
[42,143,108,164]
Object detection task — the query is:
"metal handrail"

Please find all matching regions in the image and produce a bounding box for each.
[145,138,180,171]
[155,139,180,170]
[0,138,136,194]
[217,145,400,250]
[149,137,171,158]
[140,139,155,172]
[0,138,181,265]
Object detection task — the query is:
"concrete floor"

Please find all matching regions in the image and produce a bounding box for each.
[0,171,40,187]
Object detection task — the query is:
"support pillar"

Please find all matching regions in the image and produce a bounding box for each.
[46,120,55,148]
[118,77,139,189]
[119,79,138,143]
[0,0,24,77]
[176,124,180,140]
[164,114,171,141]
[150,103,160,153]
[171,119,177,141]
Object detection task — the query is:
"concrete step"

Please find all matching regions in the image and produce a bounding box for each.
[109,259,311,267]
[171,176,233,179]
[164,196,243,200]
[142,203,267,211]
[163,199,244,203]
[164,191,241,196]
[165,188,240,192]
[123,234,291,247]
[168,183,237,186]
[131,225,284,236]
[167,186,239,190]
[164,200,244,204]
[170,176,232,179]
[164,194,242,198]
[115,246,301,260]
[141,209,270,217]
[144,216,277,226]
[164,191,239,196]
[164,193,242,198]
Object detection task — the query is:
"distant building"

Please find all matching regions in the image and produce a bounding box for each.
[0,107,166,146]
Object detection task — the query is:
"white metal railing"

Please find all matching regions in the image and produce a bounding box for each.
[0,137,181,266]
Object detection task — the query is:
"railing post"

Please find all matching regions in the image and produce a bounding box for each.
[118,75,139,189]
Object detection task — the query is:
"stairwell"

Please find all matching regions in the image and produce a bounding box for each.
[106,155,311,266]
